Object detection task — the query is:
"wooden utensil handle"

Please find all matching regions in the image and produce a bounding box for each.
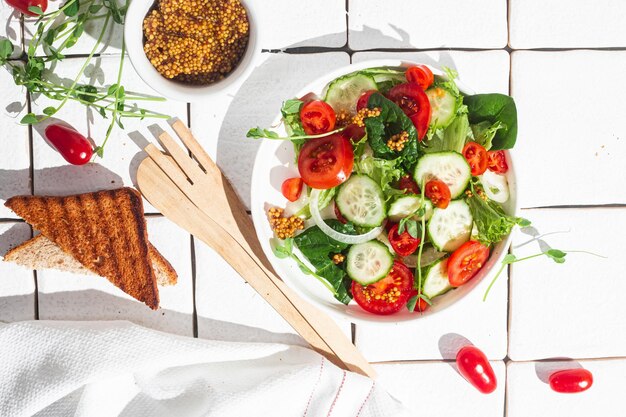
[138,158,376,378]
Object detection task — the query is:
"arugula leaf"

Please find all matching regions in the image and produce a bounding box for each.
[63,0,80,17]
[365,93,419,171]
[355,154,404,199]
[465,93,517,150]
[293,221,356,304]
[466,193,525,245]
[20,113,38,124]
[470,120,504,151]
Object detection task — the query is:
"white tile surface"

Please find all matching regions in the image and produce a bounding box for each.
[0,1,23,57]
[353,50,509,362]
[29,55,187,213]
[0,222,36,321]
[348,0,507,49]
[37,216,194,336]
[376,361,505,416]
[507,359,626,417]
[508,208,625,360]
[0,69,30,219]
[353,50,510,94]
[510,0,626,49]
[190,52,350,209]
[511,51,626,208]
[253,0,346,49]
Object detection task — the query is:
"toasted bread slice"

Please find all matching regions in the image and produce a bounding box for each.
[5,188,160,309]
[4,234,177,286]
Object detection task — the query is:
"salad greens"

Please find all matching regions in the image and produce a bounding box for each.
[465,94,518,150]
[466,189,528,246]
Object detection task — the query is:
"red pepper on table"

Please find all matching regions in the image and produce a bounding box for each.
[44,124,93,166]
[456,345,497,394]
[549,369,593,393]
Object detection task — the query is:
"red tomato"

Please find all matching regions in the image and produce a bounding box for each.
[487,150,508,174]
[356,90,377,111]
[424,179,451,209]
[388,224,420,256]
[549,369,593,393]
[409,291,430,313]
[462,142,488,176]
[405,65,434,90]
[456,346,497,394]
[298,92,318,103]
[351,261,413,315]
[447,241,490,287]
[397,174,420,195]
[387,83,431,140]
[341,123,366,142]
[5,0,47,15]
[334,202,348,224]
[298,133,353,189]
[44,124,93,165]
[300,100,336,135]
[281,177,303,202]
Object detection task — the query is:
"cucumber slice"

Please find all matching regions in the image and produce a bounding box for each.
[414,151,471,199]
[336,175,386,227]
[479,170,510,203]
[346,240,394,285]
[324,73,378,115]
[427,200,473,252]
[422,258,453,298]
[388,196,433,223]
[426,86,458,130]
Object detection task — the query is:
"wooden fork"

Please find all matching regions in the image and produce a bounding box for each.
[136,120,376,378]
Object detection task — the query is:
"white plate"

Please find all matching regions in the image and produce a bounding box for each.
[251,59,518,324]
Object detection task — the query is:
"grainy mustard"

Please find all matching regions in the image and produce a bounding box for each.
[143,0,249,85]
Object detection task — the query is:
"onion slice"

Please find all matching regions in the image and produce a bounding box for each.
[309,189,385,244]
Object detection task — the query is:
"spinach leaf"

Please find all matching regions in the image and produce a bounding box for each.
[470,120,504,150]
[465,94,517,150]
[365,92,419,171]
[466,192,525,245]
[293,220,356,304]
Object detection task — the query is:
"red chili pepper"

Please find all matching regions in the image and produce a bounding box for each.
[456,345,497,394]
[44,124,93,165]
[549,369,593,393]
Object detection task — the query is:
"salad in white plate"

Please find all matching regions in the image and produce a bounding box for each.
[248,64,524,316]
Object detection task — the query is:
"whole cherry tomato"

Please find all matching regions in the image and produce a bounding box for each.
[44,124,93,165]
[549,369,593,393]
[405,65,434,90]
[424,179,451,209]
[456,345,497,394]
[5,0,47,16]
[300,100,336,135]
[281,177,303,202]
[487,150,508,174]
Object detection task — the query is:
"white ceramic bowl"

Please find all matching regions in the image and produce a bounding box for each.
[251,59,518,325]
[124,0,261,102]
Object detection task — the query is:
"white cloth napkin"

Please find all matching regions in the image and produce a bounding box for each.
[0,321,411,417]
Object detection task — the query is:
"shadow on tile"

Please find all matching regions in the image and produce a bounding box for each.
[534,359,583,384]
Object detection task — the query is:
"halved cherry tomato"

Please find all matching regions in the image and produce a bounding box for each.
[388,224,420,256]
[456,346,497,394]
[298,133,353,189]
[356,90,377,111]
[448,241,490,287]
[462,142,488,176]
[487,150,508,174]
[300,100,336,135]
[424,179,451,209]
[334,202,348,224]
[6,0,47,15]
[281,177,303,202]
[549,369,593,393]
[351,261,413,315]
[397,174,420,195]
[44,124,93,166]
[341,123,366,142]
[405,65,434,90]
[387,83,431,140]
[408,291,430,312]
